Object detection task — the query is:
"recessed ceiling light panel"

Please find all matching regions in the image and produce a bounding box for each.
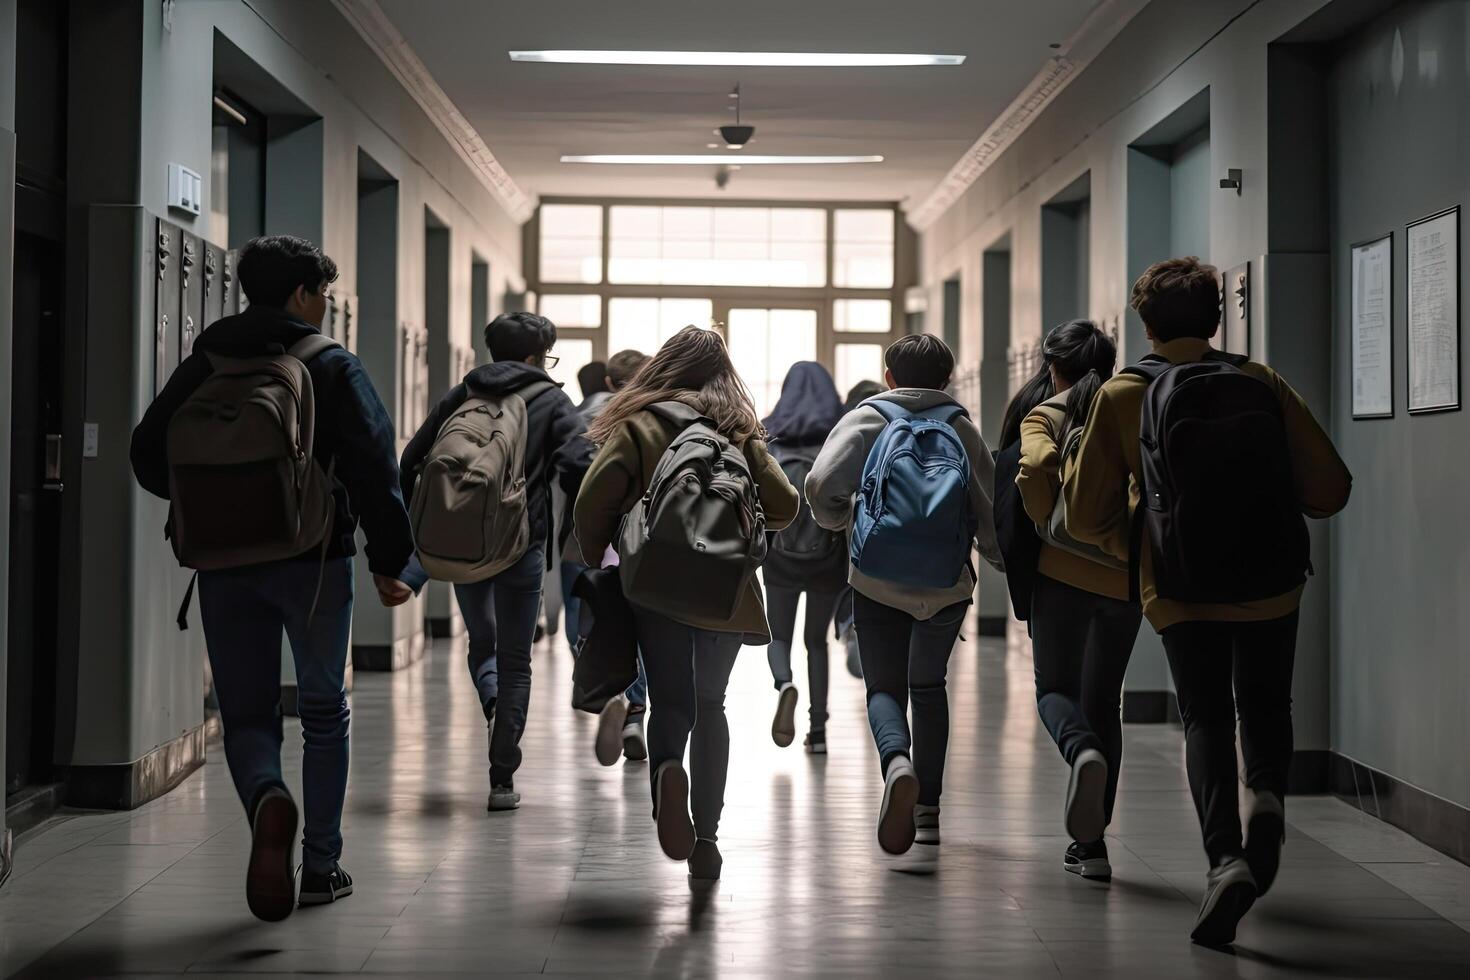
[511,50,964,67]
[560,154,884,165]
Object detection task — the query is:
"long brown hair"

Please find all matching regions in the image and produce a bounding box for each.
[586,325,763,446]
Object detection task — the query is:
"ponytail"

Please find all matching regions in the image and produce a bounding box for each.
[1060,369,1103,443]
[999,365,1054,450]
[999,319,1116,448]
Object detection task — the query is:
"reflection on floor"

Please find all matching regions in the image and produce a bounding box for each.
[2,615,1469,977]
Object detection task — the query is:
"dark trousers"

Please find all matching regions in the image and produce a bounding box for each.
[453,545,545,787]
[853,593,967,807]
[1162,611,1299,865]
[635,609,742,840]
[765,585,842,730]
[198,558,354,876]
[1030,574,1142,827]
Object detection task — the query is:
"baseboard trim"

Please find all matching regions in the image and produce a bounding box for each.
[1321,752,1470,867]
[974,616,1007,637]
[1122,689,1180,724]
[63,725,206,810]
[427,616,461,639]
[353,630,425,672]
[4,782,66,837]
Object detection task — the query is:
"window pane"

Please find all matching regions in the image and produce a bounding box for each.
[547,338,595,395]
[834,209,895,288]
[608,297,713,355]
[834,298,892,332]
[608,205,826,286]
[539,294,601,328]
[835,342,885,397]
[539,204,603,283]
[726,308,818,416]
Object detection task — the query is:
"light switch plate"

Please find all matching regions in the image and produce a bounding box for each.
[167,162,202,215]
[83,422,99,459]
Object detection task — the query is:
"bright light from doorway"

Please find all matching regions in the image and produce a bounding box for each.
[561,154,883,165]
[511,50,964,67]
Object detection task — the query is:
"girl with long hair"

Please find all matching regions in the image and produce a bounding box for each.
[574,326,799,881]
[761,362,848,754]
[1002,319,1142,882]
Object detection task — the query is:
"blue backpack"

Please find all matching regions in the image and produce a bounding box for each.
[850,400,976,588]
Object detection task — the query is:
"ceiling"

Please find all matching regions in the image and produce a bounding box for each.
[373,0,1111,208]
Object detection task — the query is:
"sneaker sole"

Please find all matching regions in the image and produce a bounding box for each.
[622,727,648,762]
[1065,753,1108,844]
[805,742,828,755]
[1191,880,1256,947]
[487,796,521,812]
[246,794,298,923]
[595,698,629,767]
[655,765,696,861]
[1064,857,1113,881]
[298,880,354,907]
[1245,811,1285,897]
[914,829,940,846]
[772,687,798,747]
[877,769,920,855]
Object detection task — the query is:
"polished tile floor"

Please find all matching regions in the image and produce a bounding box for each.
[3,610,1469,977]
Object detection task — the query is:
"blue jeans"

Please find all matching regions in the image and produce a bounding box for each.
[635,610,741,840]
[198,557,354,876]
[565,558,648,708]
[853,593,968,807]
[454,546,544,787]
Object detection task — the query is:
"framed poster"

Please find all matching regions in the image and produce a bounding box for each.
[1406,207,1460,414]
[1350,234,1394,418]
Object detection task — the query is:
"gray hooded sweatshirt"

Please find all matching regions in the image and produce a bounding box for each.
[806,388,1003,620]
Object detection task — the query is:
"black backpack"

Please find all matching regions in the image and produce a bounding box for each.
[992,440,1041,622]
[1122,352,1309,603]
[769,450,842,566]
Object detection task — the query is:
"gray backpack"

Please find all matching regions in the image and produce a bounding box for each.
[618,402,767,623]
[411,381,554,583]
[1038,425,1127,571]
[166,334,340,571]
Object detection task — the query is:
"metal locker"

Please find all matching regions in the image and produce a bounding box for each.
[202,239,226,331]
[179,232,203,361]
[155,218,182,395]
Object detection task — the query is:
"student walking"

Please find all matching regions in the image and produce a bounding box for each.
[130,235,415,920]
[808,335,1002,855]
[761,362,848,754]
[1000,319,1142,881]
[574,326,798,880]
[1066,257,1351,946]
[401,312,586,813]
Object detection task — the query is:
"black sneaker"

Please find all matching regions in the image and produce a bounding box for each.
[1063,839,1112,881]
[298,863,354,907]
[1243,789,1285,897]
[246,787,298,922]
[804,730,827,755]
[688,838,723,882]
[1191,857,1257,947]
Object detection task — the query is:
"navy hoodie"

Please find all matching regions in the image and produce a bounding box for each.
[129,305,415,579]
[400,360,587,568]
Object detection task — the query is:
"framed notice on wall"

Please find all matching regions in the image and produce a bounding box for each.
[1351,234,1394,418]
[1406,207,1460,414]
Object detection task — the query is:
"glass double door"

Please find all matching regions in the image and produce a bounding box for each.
[718,301,822,417]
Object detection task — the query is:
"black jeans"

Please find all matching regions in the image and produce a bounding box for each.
[635,609,742,841]
[1162,611,1299,865]
[853,592,968,807]
[1030,574,1142,827]
[765,585,842,730]
[453,545,545,788]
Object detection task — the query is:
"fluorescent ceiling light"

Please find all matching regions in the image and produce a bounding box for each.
[560,154,884,165]
[512,50,964,67]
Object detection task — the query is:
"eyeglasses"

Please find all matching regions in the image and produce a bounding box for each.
[543,354,560,369]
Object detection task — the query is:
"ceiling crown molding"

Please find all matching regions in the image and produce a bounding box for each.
[905,0,1148,233]
[331,0,535,223]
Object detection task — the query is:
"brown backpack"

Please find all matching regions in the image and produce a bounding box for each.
[410,381,554,583]
[166,334,340,571]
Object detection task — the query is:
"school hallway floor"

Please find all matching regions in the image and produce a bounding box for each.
[3,615,1469,978]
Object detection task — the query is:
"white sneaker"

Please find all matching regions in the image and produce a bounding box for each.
[877,756,920,855]
[914,804,940,846]
[595,695,629,767]
[771,683,798,748]
[1191,857,1257,947]
[1065,748,1108,844]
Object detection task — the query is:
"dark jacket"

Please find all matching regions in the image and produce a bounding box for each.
[129,305,415,578]
[763,437,848,593]
[400,360,587,567]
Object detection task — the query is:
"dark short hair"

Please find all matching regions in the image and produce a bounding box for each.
[576,360,608,398]
[237,235,338,308]
[1130,257,1221,342]
[486,312,557,362]
[885,333,955,390]
[606,349,650,389]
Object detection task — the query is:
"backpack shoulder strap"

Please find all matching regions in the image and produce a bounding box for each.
[1120,353,1171,383]
[867,398,907,424]
[286,334,341,364]
[645,400,709,430]
[919,402,970,427]
[515,380,558,406]
[1203,349,1250,368]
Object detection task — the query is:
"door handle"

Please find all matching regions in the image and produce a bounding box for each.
[43,433,63,491]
